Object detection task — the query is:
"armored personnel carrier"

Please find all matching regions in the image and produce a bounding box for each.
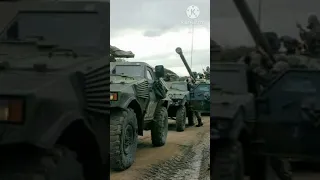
[110,48,171,171]
[166,81,195,131]
[212,0,320,179]
[175,47,210,114]
[0,1,109,180]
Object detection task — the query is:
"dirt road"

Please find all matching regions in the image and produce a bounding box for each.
[110,116,210,180]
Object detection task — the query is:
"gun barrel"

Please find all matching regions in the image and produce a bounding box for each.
[175,47,196,80]
[232,0,275,63]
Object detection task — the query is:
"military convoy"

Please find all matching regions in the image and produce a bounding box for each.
[212,0,320,179]
[0,1,109,180]
[109,47,171,170]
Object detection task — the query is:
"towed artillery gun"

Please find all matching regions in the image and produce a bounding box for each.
[175,47,210,114]
[110,46,171,171]
[212,0,320,179]
[164,47,210,131]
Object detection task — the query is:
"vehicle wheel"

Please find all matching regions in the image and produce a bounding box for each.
[212,141,244,180]
[0,146,85,180]
[187,110,195,126]
[151,106,168,147]
[176,105,186,132]
[110,108,138,171]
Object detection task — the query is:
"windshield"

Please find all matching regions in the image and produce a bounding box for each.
[111,65,143,77]
[1,12,102,48]
[197,85,210,92]
[170,83,187,91]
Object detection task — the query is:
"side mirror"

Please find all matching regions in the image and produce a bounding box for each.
[155,65,165,78]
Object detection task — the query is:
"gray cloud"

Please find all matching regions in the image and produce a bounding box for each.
[143,29,165,37]
[134,49,209,68]
[111,0,210,37]
[211,0,320,46]
[111,0,210,72]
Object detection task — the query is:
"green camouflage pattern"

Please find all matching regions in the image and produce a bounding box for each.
[167,81,190,106]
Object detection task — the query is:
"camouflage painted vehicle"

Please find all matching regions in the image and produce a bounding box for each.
[0,1,109,180]
[175,47,210,113]
[167,81,195,131]
[193,79,210,114]
[110,59,171,170]
[212,0,320,179]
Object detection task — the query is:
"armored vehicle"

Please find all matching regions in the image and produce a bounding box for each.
[212,0,320,179]
[0,1,109,180]
[193,79,210,114]
[167,81,195,131]
[110,59,171,170]
[175,47,210,114]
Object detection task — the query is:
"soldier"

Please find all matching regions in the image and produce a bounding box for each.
[198,73,204,79]
[297,14,320,54]
[186,78,203,127]
[263,32,281,53]
[280,35,300,55]
[194,111,203,127]
[247,51,271,87]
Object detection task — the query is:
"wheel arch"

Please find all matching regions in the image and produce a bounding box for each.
[127,100,143,135]
[55,119,103,166]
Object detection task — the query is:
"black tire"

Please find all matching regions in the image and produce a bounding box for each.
[187,109,195,126]
[151,106,168,147]
[0,146,85,180]
[176,105,186,132]
[110,108,138,171]
[212,141,244,180]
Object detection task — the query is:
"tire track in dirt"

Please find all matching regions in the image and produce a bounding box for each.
[138,131,210,180]
[110,117,210,180]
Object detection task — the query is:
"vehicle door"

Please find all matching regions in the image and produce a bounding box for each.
[255,70,320,158]
[190,83,210,113]
[144,67,158,120]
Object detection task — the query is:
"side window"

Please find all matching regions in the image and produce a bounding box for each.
[146,69,153,80]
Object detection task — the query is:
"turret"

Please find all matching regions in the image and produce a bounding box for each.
[110,45,134,62]
[175,47,196,81]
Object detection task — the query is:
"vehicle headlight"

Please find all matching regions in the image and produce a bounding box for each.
[110,92,118,101]
[168,94,173,98]
[0,99,24,123]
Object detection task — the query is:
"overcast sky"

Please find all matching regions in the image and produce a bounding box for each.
[211,0,320,47]
[111,0,210,76]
